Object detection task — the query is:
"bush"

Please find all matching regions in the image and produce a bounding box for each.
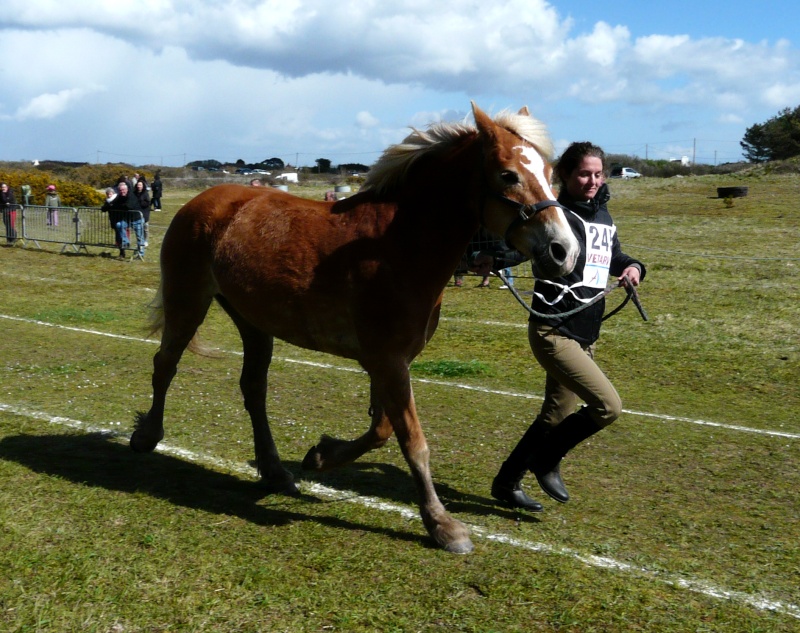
[0,169,105,207]
[68,164,155,190]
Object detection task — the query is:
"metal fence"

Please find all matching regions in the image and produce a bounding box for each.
[2,205,145,259]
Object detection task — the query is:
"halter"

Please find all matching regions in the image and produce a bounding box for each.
[483,189,565,245]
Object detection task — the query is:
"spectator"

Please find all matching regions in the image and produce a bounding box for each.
[150,174,163,210]
[102,187,120,246]
[102,184,127,257]
[45,184,61,227]
[132,179,151,251]
[103,181,144,259]
[104,187,117,210]
[1,182,17,243]
[250,178,263,187]
[117,175,133,191]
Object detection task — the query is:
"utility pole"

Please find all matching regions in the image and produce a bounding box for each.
[693,138,696,165]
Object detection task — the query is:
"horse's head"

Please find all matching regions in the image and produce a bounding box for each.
[472,103,579,280]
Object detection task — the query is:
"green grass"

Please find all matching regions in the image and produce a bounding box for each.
[0,175,798,631]
[411,359,493,378]
[31,308,119,323]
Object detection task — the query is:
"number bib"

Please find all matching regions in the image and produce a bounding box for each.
[583,222,616,289]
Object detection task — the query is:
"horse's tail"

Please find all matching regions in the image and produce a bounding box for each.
[146,282,216,356]
[146,282,166,341]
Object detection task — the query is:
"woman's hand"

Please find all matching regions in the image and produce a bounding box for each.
[619,266,641,288]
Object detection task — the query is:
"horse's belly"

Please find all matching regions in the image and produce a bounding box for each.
[276,315,363,360]
[222,286,364,360]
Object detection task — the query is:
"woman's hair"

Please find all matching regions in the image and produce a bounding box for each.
[554,141,606,190]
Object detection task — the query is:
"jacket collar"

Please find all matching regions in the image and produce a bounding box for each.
[558,183,610,217]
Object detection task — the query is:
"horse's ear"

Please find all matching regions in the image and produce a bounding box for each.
[518,106,530,116]
[471,102,495,136]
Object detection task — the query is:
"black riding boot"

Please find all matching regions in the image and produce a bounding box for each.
[491,423,545,512]
[529,408,601,503]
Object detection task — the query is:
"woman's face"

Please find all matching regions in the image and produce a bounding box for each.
[564,156,604,201]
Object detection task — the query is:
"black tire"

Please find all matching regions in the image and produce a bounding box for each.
[717,186,748,198]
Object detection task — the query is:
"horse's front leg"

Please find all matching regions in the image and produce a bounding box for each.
[302,382,394,471]
[371,363,473,554]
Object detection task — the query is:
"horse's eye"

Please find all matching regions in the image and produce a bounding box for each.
[499,170,519,186]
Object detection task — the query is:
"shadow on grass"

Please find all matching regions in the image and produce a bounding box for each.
[0,431,538,549]
[302,459,542,524]
[0,431,442,549]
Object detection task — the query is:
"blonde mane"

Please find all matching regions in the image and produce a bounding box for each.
[494,109,555,160]
[362,109,554,196]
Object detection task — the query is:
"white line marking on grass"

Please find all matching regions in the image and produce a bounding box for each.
[2,314,797,441]
[1,401,798,621]
[440,316,526,329]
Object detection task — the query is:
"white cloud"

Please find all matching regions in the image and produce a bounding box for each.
[719,113,744,124]
[0,1,798,165]
[763,83,800,109]
[578,22,629,68]
[13,86,104,121]
[355,111,380,128]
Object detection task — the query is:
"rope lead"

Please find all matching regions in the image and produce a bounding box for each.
[494,271,648,322]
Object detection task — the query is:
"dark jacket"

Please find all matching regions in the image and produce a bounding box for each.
[1,188,16,207]
[528,184,646,344]
[130,185,151,222]
[102,191,135,226]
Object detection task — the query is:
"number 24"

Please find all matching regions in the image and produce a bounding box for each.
[589,226,611,251]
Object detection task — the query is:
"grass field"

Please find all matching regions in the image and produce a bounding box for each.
[0,174,798,632]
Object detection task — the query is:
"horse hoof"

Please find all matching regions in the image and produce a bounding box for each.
[444,538,474,555]
[429,518,473,554]
[258,477,300,497]
[301,445,324,471]
[129,430,160,453]
[256,467,299,496]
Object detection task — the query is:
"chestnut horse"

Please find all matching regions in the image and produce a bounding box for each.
[131,103,579,553]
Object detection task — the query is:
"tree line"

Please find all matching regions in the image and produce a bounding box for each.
[740,105,800,163]
[186,157,370,174]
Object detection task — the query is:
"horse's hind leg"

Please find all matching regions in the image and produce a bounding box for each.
[131,288,214,453]
[218,298,296,495]
[302,382,394,471]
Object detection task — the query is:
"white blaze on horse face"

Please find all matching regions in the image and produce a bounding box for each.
[514,144,579,275]
[516,145,558,200]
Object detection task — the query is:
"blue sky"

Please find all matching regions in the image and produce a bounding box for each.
[1,1,798,168]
